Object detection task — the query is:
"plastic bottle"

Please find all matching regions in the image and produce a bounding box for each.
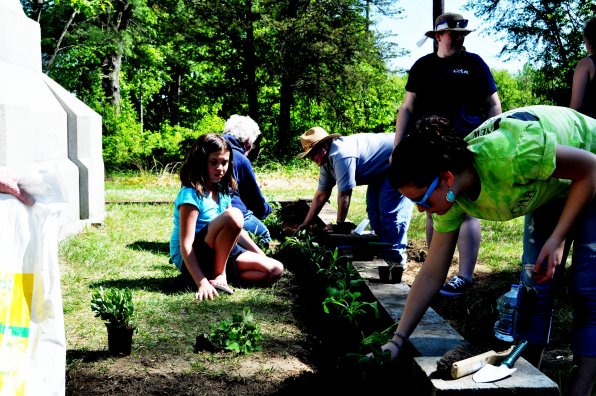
[494,284,520,342]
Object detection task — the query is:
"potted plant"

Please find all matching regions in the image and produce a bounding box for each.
[90,286,135,356]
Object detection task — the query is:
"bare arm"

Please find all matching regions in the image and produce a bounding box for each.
[336,189,352,223]
[0,175,35,206]
[570,58,593,110]
[533,146,596,282]
[179,204,217,299]
[299,190,332,229]
[485,91,502,118]
[381,230,459,357]
[394,91,417,147]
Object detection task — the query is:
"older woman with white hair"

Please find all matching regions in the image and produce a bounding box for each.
[222,115,272,247]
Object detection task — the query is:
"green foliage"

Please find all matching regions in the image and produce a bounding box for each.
[246,228,270,251]
[208,307,263,355]
[280,231,359,284]
[102,110,225,170]
[90,287,135,329]
[465,0,595,104]
[492,68,553,111]
[279,230,323,263]
[262,201,283,238]
[346,325,395,368]
[316,247,360,285]
[322,278,380,327]
[28,0,590,169]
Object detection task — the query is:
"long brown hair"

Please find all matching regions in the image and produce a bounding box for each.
[179,133,237,197]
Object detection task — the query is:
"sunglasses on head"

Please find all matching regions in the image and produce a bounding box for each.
[410,176,440,208]
[436,19,468,30]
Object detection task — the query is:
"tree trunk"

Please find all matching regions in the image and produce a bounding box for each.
[31,0,45,22]
[102,49,123,111]
[276,0,299,156]
[100,0,134,112]
[244,0,260,123]
[278,69,294,156]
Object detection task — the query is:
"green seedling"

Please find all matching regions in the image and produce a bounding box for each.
[90,286,135,329]
[209,307,263,355]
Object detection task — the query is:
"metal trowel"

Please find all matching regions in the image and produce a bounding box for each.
[472,340,529,383]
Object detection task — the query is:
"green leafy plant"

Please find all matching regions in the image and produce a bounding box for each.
[315,247,358,285]
[322,279,379,327]
[209,307,263,354]
[280,229,321,260]
[247,227,270,252]
[90,286,135,329]
[262,200,283,238]
[346,326,395,368]
[281,232,357,284]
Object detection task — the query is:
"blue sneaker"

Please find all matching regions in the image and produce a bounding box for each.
[439,275,472,297]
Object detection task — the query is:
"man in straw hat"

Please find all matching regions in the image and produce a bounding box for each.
[393,12,502,298]
[296,127,414,265]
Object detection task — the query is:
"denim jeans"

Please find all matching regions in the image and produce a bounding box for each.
[366,176,414,264]
[243,210,271,247]
[513,198,595,357]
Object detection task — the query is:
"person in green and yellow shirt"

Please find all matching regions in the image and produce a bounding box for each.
[385,106,595,396]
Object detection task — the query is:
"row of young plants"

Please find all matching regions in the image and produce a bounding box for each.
[278,230,398,371]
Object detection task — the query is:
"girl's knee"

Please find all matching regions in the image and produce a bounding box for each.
[271,261,284,279]
[223,207,244,229]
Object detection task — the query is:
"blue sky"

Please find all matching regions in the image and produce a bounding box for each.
[375,0,526,73]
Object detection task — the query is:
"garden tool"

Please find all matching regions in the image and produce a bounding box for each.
[450,345,514,379]
[472,340,529,383]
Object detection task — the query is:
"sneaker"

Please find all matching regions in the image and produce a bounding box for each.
[439,275,472,297]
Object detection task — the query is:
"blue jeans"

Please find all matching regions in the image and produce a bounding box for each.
[513,198,596,357]
[366,176,414,264]
[243,211,271,247]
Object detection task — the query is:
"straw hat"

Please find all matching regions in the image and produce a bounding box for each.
[295,127,340,159]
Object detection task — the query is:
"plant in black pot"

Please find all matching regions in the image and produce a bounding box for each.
[90,286,135,356]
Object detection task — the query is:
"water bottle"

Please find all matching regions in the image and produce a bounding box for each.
[494,284,520,342]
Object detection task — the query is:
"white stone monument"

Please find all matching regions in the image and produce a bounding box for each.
[0,0,105,237]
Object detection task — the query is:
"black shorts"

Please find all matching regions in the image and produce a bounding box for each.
[180,223,247,283]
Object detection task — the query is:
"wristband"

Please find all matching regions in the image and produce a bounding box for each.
[393,331,408,342]
[388,338,402,350]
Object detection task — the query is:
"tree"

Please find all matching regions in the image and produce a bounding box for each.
[261,0,400,155]
[464,0,596,104]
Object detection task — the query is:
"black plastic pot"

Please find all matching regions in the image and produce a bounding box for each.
[378,266,390,282]
[106,325,135,356]
[390,266,403,284]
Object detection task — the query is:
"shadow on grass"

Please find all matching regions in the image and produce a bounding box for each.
[66,349,112,364]
[89,275,193,295]
[127,240,170,256]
